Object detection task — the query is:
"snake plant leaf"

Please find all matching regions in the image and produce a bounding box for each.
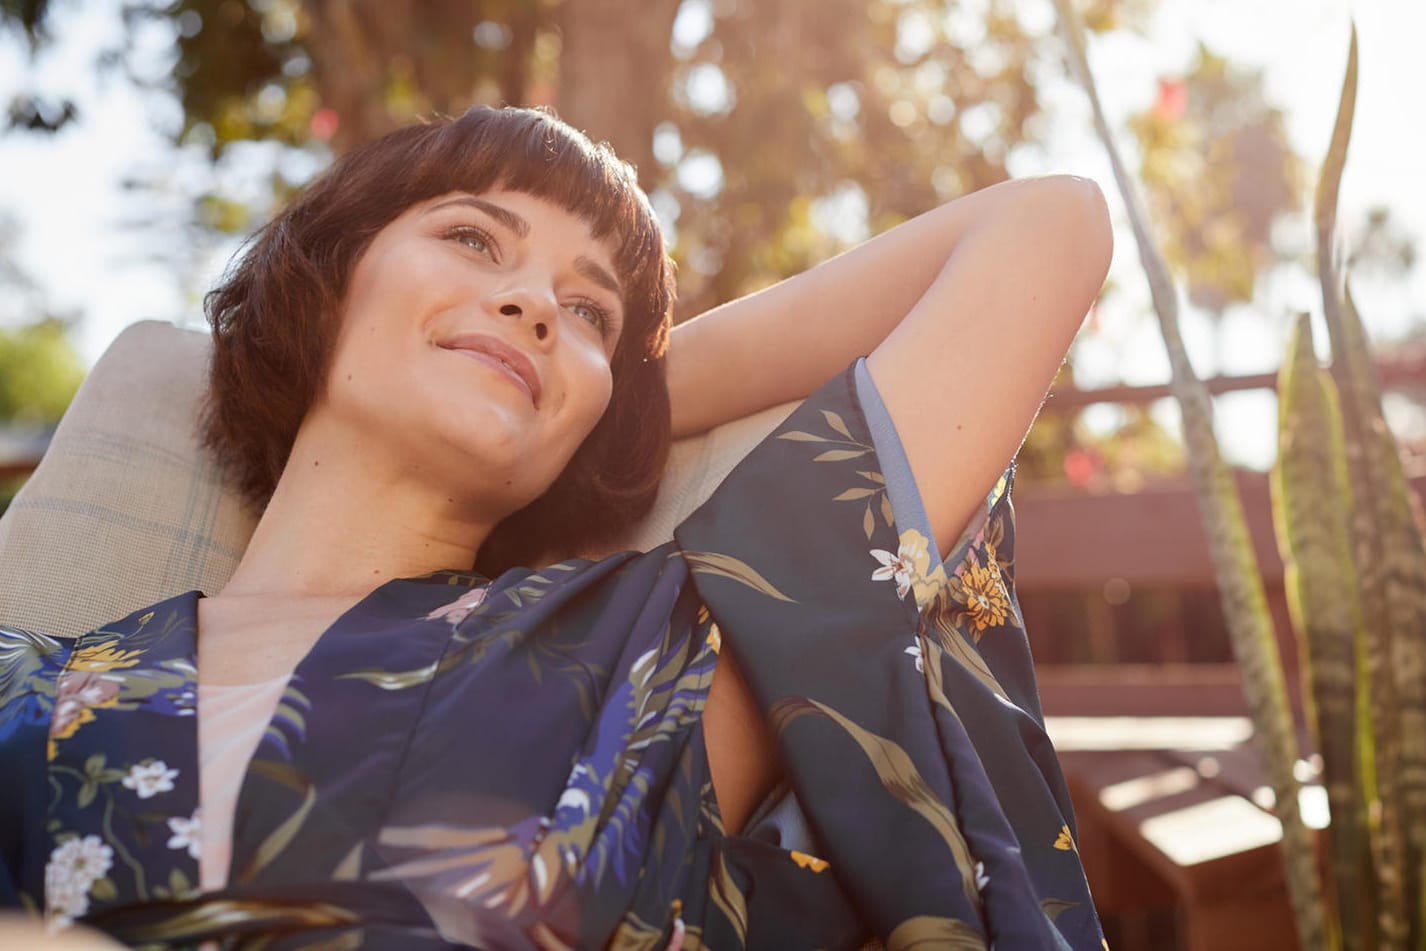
[1316,24,1414,946]
[1271,312,1367,950]
[1350,284,1426,930]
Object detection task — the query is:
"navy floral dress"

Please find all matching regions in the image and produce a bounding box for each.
[0,364,1104,949]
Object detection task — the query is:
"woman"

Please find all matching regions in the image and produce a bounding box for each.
[0,106,1111,948]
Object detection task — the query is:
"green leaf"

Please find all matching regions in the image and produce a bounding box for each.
[91,876,118,902]
[239,763,317,882]
[884,916,987,950]
[337,660,440,691]
[769,696,982,912]
[1040,897,1079,922]
[709,850,749,942]
[834,488,878,501]
[1271,312,1369,944]
[683,551,797,602]
[378,823,509,851]
[813,449,871,462]
[776,431,829,443]
[333,841,364,881]
[821,410,853,439]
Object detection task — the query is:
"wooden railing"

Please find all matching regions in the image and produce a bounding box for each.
[1043,348,1425,410]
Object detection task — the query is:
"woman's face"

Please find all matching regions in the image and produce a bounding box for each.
[316,188,627,519]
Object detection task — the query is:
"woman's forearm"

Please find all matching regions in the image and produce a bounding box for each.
[666,176,1066,438]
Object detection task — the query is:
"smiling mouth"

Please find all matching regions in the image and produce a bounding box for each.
[438,335,542,407]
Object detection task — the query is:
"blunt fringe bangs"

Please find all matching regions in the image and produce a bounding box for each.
[201,106,676,575]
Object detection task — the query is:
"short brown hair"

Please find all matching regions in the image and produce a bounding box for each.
[202,106,675,574]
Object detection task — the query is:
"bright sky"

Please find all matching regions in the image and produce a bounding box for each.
[0,0,1421,470]
[1015,0,1426,468]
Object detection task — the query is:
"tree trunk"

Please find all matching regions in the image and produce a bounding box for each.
[553,0,680,189]
[301,0,402,152]
[302,0,492,153]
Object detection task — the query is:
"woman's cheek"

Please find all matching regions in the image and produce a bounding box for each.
[557,335,612,421]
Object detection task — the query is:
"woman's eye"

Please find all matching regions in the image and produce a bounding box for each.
[569,300,609,331]
[448,227,494,256]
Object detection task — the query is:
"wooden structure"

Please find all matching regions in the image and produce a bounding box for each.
[0,426,51,481]
[1005,348,1425,950]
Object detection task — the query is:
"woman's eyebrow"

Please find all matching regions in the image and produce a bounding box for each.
[430,196,529,238]
[576,256,622,299]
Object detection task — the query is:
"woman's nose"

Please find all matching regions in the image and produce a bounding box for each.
[491,288,556,343]
[498,302,549,342]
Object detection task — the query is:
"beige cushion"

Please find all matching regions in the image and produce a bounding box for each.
[0,321,797,639]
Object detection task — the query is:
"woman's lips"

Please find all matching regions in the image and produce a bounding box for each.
[439,333,542,407]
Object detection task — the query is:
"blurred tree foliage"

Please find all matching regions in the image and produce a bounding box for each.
[1349,205,1418,279]
[1019,396,1186,489]
[1128,46,1303,322]
[5,0,1187,487]
[0,226,85,514]
[0,319,85,426]
[0,222,85,427]
[7,0,1153,320]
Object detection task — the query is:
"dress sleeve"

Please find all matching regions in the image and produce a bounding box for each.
[853,357,992,569]
[673,363,1103,950]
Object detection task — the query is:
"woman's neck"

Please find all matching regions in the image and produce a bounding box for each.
[220,418,496,601]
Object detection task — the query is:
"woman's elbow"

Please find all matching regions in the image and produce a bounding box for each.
[1035,174,1113,277]
[1071,175,1114,272]
[987,174,1113,320]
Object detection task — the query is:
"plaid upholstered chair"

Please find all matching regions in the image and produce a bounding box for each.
[0,320,797,639]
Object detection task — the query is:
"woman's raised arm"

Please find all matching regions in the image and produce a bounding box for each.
[667,174,1111,549]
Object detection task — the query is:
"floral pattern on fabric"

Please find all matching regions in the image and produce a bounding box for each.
[0,364,1103,949]
[44,834,113,930]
